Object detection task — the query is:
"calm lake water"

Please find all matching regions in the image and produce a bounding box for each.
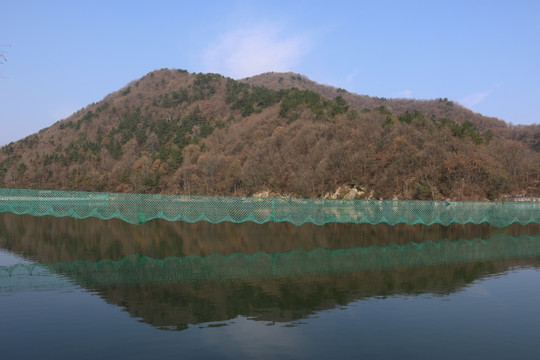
[1,213,539,359]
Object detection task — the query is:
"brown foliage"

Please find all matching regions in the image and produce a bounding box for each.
[0,69,538,200]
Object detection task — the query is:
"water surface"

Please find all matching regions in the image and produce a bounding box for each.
[1,213,539,359]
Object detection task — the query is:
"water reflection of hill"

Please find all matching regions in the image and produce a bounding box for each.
[3,253,539,329]
[1,213,538,263]
[1,212,539,330]
[93,259,539,330]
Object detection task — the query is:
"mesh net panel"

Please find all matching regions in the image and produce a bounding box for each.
[2,233,539,290]
[0,188,538,227]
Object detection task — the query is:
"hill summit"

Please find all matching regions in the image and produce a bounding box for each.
[1,69,538,200]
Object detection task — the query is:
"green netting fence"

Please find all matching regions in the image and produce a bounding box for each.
[0,188,538,227]
[2,233,539,291]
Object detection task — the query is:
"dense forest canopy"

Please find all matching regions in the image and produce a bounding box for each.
[1,69,538,200]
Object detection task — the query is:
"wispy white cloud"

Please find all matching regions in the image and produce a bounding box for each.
[395,89,412,98]
[345,69,359,84]
[460,90,492,108]
[202,25,310,79]
[460,83,502,108]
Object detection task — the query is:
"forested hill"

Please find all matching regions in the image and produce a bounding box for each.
[1,69,538,200]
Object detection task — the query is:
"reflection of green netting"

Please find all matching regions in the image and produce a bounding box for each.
[2,233,539,290]
[0,188,538,227]
[0,264,78,292]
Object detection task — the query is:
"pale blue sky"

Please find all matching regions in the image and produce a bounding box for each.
[1,0,539,146]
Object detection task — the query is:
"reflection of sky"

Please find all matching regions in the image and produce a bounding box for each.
[0,249,32,266]
[1,265,539,359]
[202,316,310,359]
[2,240,540,359]
[193,268,540,359]
[0,249,78,293]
